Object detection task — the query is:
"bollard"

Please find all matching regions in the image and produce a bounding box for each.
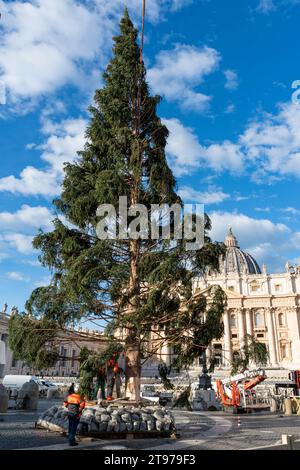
[284,398,293,416]
[282,434,295,450]
[47,388,54,400]
[16,381,39,410]
[0,384,8,413]
[270,398,277,413]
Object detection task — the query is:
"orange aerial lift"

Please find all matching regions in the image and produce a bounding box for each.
[216,369,266,413]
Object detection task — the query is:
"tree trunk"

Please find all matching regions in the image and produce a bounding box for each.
[125,333,141,402]
[124,95,143,401]
[125,236,141,402]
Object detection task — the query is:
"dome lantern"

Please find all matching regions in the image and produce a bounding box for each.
[221,229,261,275]
[225,227,239,248]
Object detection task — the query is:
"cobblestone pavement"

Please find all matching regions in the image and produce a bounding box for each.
[190,413,300,450]
[75,412,300,451]
[2,401,300,450]
[0,399,65,450]
[0,403,220,450]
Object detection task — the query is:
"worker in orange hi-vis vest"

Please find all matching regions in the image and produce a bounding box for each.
[63,384,86,446]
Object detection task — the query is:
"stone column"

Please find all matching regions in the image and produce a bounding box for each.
[245,308,256,366]
[161,342,171,367]
[223,310,232,367]
[238,309,246,347]
[266,308,278,366]
[245,309,253,336]
[206,345,212,362]
[286,307,300,366]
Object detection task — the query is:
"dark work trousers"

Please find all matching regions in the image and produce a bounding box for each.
[107,372,115,398]
[68,416,80,445]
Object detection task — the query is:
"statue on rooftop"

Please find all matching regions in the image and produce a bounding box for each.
[10,306,18,316]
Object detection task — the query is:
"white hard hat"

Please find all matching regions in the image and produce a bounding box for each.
[74,384,80,393]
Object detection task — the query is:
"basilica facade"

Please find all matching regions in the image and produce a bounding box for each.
[2,228,300,379]
[187,229,300,372]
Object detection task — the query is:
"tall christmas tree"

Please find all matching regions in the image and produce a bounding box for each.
[9,9,226,401]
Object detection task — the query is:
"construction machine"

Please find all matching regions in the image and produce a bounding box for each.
[216,369,267,413]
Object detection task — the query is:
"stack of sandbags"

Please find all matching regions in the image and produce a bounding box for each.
[37,404,176,435]
[36,405,69,432]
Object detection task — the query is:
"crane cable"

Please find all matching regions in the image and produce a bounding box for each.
[140,0,146,64]
[135,0,146,138]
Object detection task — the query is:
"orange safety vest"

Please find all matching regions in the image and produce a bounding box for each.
[64,393,85,416]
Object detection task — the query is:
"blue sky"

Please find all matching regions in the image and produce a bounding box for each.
[1,0,300,312]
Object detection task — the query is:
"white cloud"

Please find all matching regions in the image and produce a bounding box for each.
[7,271,30,282]
[0,204,64,260]
[2,233,35,254]
[234,195,250,202]
[22,260,40,267]
[148,44,221,112]
[34,275,52,287]
[256,0,276,13]
[225,103,235,114]
[0,0,104,102]
[256,0,300,13]
[163,118,244,176]
[39,118,87,173]
[0,117,86,197]
[0,0,194,107]
[0,205,53,231]
[280,207,300,216]
[102,0,195,23]
[163,118,205,174]
[208,210,299,271]
[170,0,194,10]
[255,207,271,212]
[224,70,239,90]
[0,168,60,197]
[5,101,299,198]
[164,101,300,179]
[240,102,300,180]
[204,141,244,173]
[179,186,230,204]
[210,211,289,247]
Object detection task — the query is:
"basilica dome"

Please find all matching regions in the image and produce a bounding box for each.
[220,228,261,275]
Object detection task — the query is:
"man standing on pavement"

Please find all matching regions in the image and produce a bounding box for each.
[63,384,86,446]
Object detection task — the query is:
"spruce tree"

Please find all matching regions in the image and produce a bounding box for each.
[9,10,226,401]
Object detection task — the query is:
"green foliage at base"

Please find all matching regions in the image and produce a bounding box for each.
[172,386,192,411]
[79,341,123,398]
